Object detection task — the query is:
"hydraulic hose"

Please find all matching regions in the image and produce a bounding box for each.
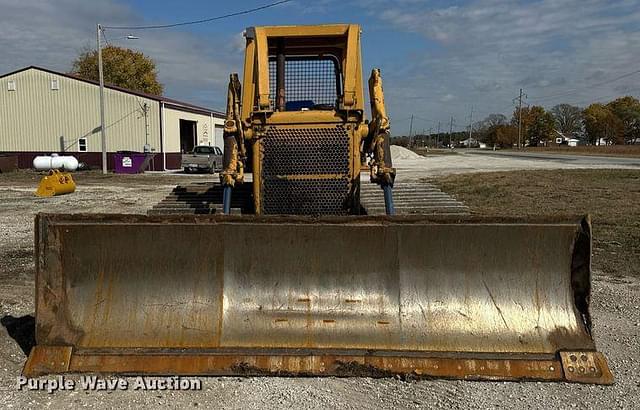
[383,185,395,215]
[222,186,232,214]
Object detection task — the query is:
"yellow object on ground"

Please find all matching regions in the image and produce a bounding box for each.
[35,170,76,197]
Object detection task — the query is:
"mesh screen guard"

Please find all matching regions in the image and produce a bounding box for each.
[269,56,341,110]
[260,126,353,215]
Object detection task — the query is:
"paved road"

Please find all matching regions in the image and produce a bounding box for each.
[391,149,640,180]
[467,149,640,167]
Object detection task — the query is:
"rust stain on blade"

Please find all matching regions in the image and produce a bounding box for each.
[23,346,612,384]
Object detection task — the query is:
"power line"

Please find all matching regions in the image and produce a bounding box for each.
[412,115,437,124]
[569,86,640,107]
[529,69,640,103]
[103,0,292,30]
[101,29,111,46]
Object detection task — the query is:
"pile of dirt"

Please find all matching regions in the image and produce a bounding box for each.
[390,145,424,161]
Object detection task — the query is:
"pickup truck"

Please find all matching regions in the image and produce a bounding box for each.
[182,145,223,174]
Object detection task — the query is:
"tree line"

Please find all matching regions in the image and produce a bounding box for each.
[474,96,640,148]
[68,45,639,148]
[392,96,640,148]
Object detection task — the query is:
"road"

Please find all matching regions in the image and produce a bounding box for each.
[467,149,640,167]
[391,148,640,181]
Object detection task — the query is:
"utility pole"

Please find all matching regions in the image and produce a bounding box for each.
[468,106,473,148]
[449,116,454,148]
[142,102,149,148]
[515,88,527,150]
[408,114,414,147]
[436,121,441,148]
[97,24,107,174]
[428,127,433,147]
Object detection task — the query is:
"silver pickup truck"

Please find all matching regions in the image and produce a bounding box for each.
[182,145,223,174]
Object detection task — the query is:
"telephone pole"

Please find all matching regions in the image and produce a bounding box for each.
[468,106,473,147]
[436,121,441,147]
[97,24,107,174]
[448,116,454,148]
[514,88,527,149]
[408,114,414,147]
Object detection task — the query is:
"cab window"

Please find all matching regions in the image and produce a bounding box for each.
[194,146,214,154]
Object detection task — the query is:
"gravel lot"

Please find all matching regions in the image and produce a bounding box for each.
[1,158,639,409]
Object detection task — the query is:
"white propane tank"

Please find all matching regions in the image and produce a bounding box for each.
[33,154,79,171]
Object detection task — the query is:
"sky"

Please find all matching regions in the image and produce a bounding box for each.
[1,0,640,135]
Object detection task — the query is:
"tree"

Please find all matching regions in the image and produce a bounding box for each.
[583,103,624,145]
[511,106,532,146]
[607,96,640,144]
[511,106,553,146]
[70,45,163,95]
[527,106,555,146]
[475,114,508,145]
[481,113,508,129]
[485,124,518,148]
[551,104,583,138]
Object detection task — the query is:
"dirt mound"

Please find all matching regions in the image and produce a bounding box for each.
[391,145,423,161]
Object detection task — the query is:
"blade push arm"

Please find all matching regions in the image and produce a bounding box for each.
[364,69,396,215]
[365,69,396,187]
[220,73,246,188]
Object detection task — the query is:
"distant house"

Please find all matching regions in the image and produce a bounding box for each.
[460,137,484,148]
[0,66,225,170]
[553,130,581,147]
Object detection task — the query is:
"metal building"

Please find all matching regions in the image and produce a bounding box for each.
[0,66,225,170]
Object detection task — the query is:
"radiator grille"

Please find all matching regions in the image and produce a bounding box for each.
[262,178,350,215]
[261,126,351,215]
[262,126,349,175]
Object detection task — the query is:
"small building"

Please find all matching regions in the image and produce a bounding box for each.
[460,137,481,148]
[553,130,581,147]
[0,66,225,170]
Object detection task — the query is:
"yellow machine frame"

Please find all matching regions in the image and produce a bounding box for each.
[221,24,394,215]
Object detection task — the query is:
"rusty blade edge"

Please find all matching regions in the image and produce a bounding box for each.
[23,347,613,385]
[69,348,558,360]
[36,212,591,226]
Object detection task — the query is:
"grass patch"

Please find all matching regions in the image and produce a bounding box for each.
[432,169,640,277]
[518,145,640,157]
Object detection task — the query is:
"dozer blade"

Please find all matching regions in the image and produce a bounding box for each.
[25,214,612,384]
[35,170,76,197]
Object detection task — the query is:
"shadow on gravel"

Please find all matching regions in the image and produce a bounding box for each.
[1,314,35,355]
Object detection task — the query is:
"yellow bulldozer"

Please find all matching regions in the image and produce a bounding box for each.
[24,24,612,384]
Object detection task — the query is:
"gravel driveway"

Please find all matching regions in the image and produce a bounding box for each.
[1,166,638,409]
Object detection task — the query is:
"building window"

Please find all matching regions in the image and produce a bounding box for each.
[51,79,59,90]
[78,138,88,152]
[7,80,16,91]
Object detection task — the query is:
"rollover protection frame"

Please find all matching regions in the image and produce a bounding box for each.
[24,214,612,384]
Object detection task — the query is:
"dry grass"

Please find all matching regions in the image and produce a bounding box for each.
[519,145,640,157]
[433,169,640,277]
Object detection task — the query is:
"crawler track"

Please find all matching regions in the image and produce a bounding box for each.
[148,181,469,216]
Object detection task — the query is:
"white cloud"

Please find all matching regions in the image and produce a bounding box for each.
[0,0,239,110]
[2,0,640,134]
[441,93,455,102]
[360,0,640,133]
